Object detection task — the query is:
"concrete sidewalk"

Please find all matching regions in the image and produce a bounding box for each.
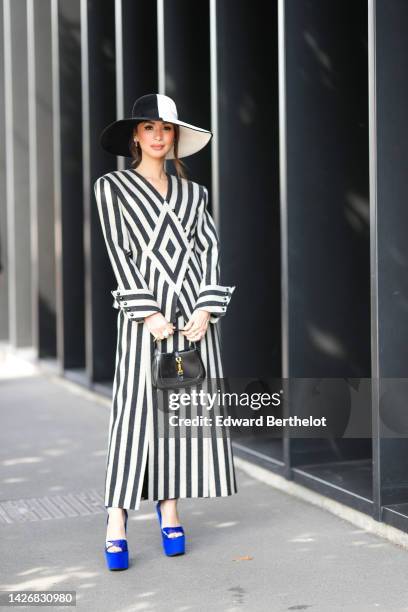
[1,371,408,612]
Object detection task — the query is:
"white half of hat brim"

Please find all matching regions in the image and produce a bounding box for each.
[166,121,212,159]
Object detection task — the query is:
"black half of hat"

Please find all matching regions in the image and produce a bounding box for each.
[132,94,161,117]
[99,117,151,157]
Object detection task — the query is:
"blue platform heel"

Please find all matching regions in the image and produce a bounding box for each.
[105,508,129,570]
[155,500,185,556]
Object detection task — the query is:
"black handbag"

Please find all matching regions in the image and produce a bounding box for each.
[151,329,206,390]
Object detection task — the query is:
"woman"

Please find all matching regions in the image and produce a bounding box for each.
[94,93,237,570]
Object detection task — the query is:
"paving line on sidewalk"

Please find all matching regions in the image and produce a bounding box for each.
[0,490,106,524]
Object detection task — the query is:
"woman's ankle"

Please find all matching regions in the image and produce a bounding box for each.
[107,508,126,528]
[108,507,126,516]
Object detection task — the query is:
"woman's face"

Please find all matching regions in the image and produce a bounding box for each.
[134,120,175,159]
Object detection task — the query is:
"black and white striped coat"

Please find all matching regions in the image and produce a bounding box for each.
[94,169,238,511]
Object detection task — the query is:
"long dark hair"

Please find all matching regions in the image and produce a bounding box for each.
[129,122,188,179]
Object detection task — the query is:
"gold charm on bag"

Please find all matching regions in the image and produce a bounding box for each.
[175,355,184,378]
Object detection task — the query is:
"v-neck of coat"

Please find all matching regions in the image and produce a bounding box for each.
[130,169,172,204]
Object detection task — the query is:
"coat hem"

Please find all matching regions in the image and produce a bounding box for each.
[104,488,238,512]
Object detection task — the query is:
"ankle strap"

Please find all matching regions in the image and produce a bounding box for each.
[161,526,184,537]
[105,538,128,551]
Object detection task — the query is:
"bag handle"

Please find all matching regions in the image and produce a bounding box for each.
[153,326,197,348]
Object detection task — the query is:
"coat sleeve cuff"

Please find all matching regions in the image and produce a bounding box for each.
[111,288,161,322]
[194,284,236,323]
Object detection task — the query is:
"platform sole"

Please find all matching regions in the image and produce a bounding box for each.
[105,550,129,570]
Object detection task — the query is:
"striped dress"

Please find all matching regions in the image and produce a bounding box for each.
[94,168,238,510]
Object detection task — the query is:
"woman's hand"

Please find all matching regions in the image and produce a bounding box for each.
[145,312,175,340]
[181,309,210,342]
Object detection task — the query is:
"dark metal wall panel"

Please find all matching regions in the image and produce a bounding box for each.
[120,0,158,148]
[374,0,408,379]
[284,0,370,379]
[282,0,371,476]
[369,0,408,513]
[3,0,32,347]
[82,0,116,383]
[52,0,85,371]
[28,0,57,360]
[119,0,158,174]
[215,0,281,378]
[162,0,211,187]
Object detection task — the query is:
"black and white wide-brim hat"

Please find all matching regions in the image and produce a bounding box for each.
[99,93,212,160]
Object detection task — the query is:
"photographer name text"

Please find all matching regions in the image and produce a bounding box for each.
[168,415,327,427]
